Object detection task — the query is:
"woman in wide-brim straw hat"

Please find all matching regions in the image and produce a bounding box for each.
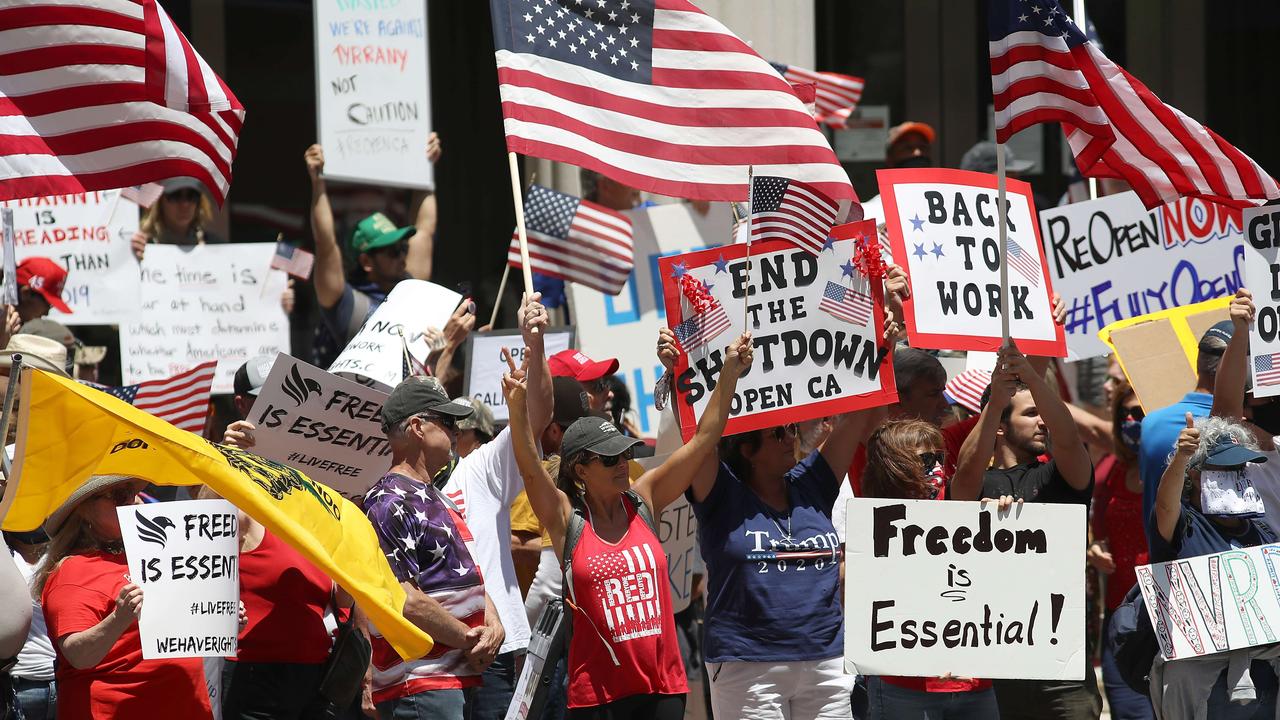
[32,475,217,719]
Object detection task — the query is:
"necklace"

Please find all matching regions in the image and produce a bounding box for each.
[764,505,794,544]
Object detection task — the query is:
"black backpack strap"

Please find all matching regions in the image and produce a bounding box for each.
[621,489,658,536]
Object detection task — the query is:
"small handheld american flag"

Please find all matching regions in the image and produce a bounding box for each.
[83,361,217,434]
[770,62,865,129]
[271,241,315,280]
[673,274,730,351]
[506,185,634,296]
[818,281,872,326]
[751,176,839,255]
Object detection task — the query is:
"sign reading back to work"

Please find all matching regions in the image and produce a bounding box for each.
[845,498,1086,680]
[117,499,240,660]
[659,222,898,441]
[1244,206,1280,399]
[878,168,1064,356]
[314,0,434,189]
[464,327,575,423]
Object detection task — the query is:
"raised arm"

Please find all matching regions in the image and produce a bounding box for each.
[638,332,754,512]
[520,292,554,436]
[306,144,345,309]
[951,356,1018,501]
[501,358,572,559]
[820,406,885,477]
[1006,342,1092,491]
[1155,414,1197,543]
[1212,288,1254,422]
[405,132,442,280]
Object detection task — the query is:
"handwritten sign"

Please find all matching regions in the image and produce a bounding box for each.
[251,354,390,499]
[117,499,240,659]
[464,327,575,423]
[879,168,1064,356]
[1245,206,1280,399]
[120,244,290,394]
[329,279,461,392]
[314,0,433,189]
[1040,192,1244,360]
[844,498,1086,680]
[659,222,897,442]
[0,191,139,324]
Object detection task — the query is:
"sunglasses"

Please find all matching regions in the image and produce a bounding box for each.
[165,189,201,203]
[587,447,634,467]
[92,486,139,504]
[1123,407,1145,423]
[771,424,798,441]
[919,451,945,469]
[419,413,458,434]
[372,241,409,258]
[584,377,610,394]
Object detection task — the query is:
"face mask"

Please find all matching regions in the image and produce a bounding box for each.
[895,155,932,169]
[1120,418,1142,452]
[1252,401,1280,436]
[1200,467,1266,519]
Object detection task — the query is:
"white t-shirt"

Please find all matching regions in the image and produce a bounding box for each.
[440,427,530,655]
[12,551,55,682]
[832,475,856,543]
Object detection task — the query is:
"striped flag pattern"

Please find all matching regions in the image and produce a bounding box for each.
[270,242,315,280]
[84,361,216,433]
[1255,354,1280,387]
[506,185,634,296]
[1004,238,1041,288]
[770,62,865,129]
[988,0,1278,210]
[673,295,729,350]
[0,0,245,205]
[945,368,994,415]
[751,175,839,255]
[818,281,872,326]
[489,0,858,208]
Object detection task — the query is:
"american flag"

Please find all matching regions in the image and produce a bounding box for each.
[489,0,858,209]
[85,361,216,433]
[750,175,839,255]
[1004,237,1041,288]
[0,0,244,205]
[120,183,164,209]
[770,62,865,129]
[818,281,872,326]
[270,241,315,280]
[1255,354,1280,387]
[672,274,729,350]
[506,184,634,296]
[988,0,1278,210]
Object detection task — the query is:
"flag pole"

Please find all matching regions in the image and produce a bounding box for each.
[743,165,754,331]
[489,264,511,330]
[1072,0,1099,201]
[507,151,539,335]
[491,170,537,330]
[0,355,23,482]
[997,143,1011,341]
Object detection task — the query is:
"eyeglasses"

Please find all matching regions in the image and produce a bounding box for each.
[419,413,458,434]
[771,424,798,441]
[587,448,634,467]
[918,451,946,469]
[1123,407,1145,423]
[166,189,200,203]
[91,486,139,504]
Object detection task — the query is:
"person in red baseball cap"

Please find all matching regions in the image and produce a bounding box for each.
[548,349,619,414]
[16,258,71,322]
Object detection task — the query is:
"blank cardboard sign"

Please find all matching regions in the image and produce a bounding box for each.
[1100,299,1230,412]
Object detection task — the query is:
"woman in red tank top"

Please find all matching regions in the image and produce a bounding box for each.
[503,333,753,720]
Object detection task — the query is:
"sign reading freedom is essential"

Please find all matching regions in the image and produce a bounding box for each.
[879,168,1064,356]
[329,279,461,391]
[121,244,290,395]
[1040,192,1245,361]
[1245,206,1280,398]
[464,327,575,423]
[314,0,433,189]
[117,499,240,660]
[844,498,1086,680]
[659,222,898,441]
[251,354,390,499]
[0,191,139,324]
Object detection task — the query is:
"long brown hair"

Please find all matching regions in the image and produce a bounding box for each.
[1111,379,1138,465]
[31,512,98,600]
[862,420,945,500]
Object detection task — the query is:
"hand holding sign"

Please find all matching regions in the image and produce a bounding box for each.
[1230,288,1256,329]
[657,326,679,373]
[114,583,144,623]
[520,292,548,343]
[723,332,755,378]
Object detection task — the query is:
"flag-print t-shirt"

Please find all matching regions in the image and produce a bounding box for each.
[691,451,844,663]
[363,472,486,702]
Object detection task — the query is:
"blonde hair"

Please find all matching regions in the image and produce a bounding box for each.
[140,192,213,241]
[31,512,97,599]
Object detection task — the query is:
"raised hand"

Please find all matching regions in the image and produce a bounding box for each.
[657,327,679,372]
[304,144,325,180]
[442,300,476,351]
[426,132,442,164]
[1175,412,1199,458]
[519,292,547,342]
[1230,288,1255,328]
[130,231,148,261]
[1051,293,1067,327]
[723,332,754,378]
[500,349,529,412]
[223,420,257,449]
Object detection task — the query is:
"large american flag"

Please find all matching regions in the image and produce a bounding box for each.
[1005,237,1041,288]
[0,0,244,204]
[818,281,872,326]
[85,361,216,433]
[489,0,858,210]
[770,62,864,129]
[505,184,634,295]
[751,175,839,255]
[1255,354,1280,387]
[988,0,1278,210]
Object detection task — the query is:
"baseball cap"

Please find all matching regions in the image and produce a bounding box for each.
[233,355,278,397]
[351,212,415,254]
[1198,321,1234,356]
[552,376,594,427]
[16,258,70,313]
[561,416,642,460]
[959,141,1034,175]
[20,317,75,349]
[453,396,496,439]
[162,177,207,197]
[1206,437,1267,468]
[887,121,936,149]
[380,376,474,431]
[548,349,619,382]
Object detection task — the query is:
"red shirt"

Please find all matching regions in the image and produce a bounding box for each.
[1092,455,1148,611]
[567,502,688,708]
[238,529,333,664]
[42,552,213,720]
[848,416,980,495]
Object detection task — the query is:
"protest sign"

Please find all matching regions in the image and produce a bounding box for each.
[0,191,139,324]
[313,0,433,189]
[1136,542,1280,660]
[844,498,1086,680]
[251,354,390,499]
[1040,192,1245,360]
[659,221,897,441]
[568,202,733,436]
[878,168,1064,356]
[117,499,240,659]
[464,327,575,423]
[1245,206,1280,398]
[328,279,462,391]
[120,244,290,394]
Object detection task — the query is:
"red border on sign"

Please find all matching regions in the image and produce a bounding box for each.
[877,168,1067,357]
[658,225,899,442]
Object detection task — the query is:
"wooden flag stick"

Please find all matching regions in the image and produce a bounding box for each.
[490,170,536,330]
[743,165,754,331]
[489,263,511,329]
[997,142,1011,340]
[507,151,539,335]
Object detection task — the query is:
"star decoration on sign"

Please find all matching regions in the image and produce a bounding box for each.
[700,280,714,293]
[841,259,857,279]
[913,243,927,260]
[821,236,836,252]
[712,254,729,273]
[671,261,688,279]
[931,242,945,259]
[910,214,926,232]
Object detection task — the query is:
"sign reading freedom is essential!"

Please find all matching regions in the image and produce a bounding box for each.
[844,498,1086,680]
[659,221,898,441]
[879,168,1064,356]
[1245,205,1280,398]
[314,0,433,189]
[250,354,390,499]
[464,327,575,423]
[117,499,240,660]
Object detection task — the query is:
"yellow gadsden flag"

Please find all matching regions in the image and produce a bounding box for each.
[0,369,432,661]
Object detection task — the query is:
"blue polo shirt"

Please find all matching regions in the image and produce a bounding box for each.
[1140,391,1213,546]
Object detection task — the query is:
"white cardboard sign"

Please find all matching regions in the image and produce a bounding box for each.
[328,279,461,391]
[1,191,140,324]
[120,244,290,394]
[844,498,1086,680]
[250,354,390,499]
[117,499,240,659]
[313,0,434,189]
[1245,206,1280,398]
[464,327,575,423]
